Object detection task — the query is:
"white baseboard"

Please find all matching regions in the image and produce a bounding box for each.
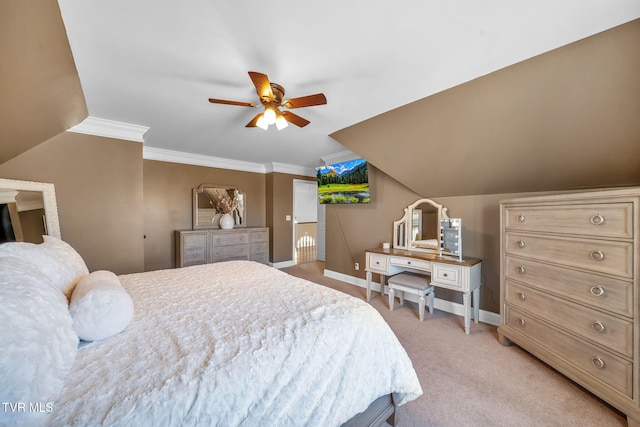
[324,269,500,327]
[272,260,296,269]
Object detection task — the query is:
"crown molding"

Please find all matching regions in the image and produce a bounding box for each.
[67,116,149,143]
[320,150,360,165]
[265,162,316,177]
[143,147,267,173]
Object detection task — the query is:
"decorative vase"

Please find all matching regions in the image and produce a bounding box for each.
[211,213,222,227]
[219,213,234,230]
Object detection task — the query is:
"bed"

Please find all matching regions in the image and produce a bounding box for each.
[0,236,422,426]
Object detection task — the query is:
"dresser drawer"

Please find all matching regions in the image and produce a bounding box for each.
[432,263,463,289]
[212,244,249,261]
[390,256,431,272]
[505,232,633,278]
[505,281,633,357]
[183,247,207,265]
[251,242,267,255]
[251,231,268,243]
[367,254,389,273]
[504,256,633,317]
[504,306,633,397]
[504,203,633,239]
[212,232,249,246]
[251,252,268,264]
[183,233,207,248]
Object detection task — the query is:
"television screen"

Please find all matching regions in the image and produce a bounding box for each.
[316,158,370,204]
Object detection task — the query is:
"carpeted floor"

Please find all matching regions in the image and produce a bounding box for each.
[282,262,627,427]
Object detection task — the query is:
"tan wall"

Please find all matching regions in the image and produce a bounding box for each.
[266,172,316,263]
[325,165,570,313]
[143,160,267,271]
[332,19,640,198]
[0,132,144,274]
[0,0,86,164]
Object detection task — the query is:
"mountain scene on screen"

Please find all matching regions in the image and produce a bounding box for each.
[316,159,370,204]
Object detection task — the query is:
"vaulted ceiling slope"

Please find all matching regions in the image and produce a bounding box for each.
[0,0,86,165]
[57,0,640,171]
[332,19,640,197]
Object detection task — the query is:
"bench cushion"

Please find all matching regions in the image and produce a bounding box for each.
[388,272,431,290]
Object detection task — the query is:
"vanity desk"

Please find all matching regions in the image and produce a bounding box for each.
[366,248,482,334]
[368,197,482,334]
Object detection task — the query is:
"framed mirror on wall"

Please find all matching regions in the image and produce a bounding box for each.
[393,197,463,260]
[193,184,245,229]
[0,178,61,242]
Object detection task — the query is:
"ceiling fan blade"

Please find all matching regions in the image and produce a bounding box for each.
[248,71,274,102]
[245,113,262,127]
[209,98,256,107]
[282,93,327,109]
[282,111,310,127]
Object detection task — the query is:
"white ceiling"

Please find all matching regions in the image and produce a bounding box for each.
[57,0,640,173]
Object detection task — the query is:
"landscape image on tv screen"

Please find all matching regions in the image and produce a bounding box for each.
[316,158,370,204]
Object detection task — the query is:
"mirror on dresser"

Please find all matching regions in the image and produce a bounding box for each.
[193,184,245,229]
[393,197,462,259]
[0,178,61,242]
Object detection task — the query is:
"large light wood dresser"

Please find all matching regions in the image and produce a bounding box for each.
[175,227,269,268]
[498,188,639,426]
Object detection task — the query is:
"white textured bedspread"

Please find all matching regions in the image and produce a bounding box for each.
[51,261,422,426]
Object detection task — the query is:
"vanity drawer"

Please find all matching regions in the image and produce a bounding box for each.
[505,232,633,278]
[390,256,431,272]
[505,281,633,357]
[367,254,389,273]
[504,306,633,397]
[504,203,633,239]
[212,244,249,261]
[213,232,249,246]
[432,263,462,288]
[504,256,633,317]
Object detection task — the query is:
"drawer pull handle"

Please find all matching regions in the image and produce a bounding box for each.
[517,318,526,327]
[517,265,526,274]
[443,273,448,277]
[590,213,605,225]
[590,250,605,261]
[516,214,525,223]
[591,356,605,369]
[590,285,605,297]
[517,240,526,249]
[592,321,606,333]
[518,292,526,301]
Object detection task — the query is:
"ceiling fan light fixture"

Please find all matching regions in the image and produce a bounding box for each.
[256,115,269,130]
[275,114,288,130]
[263,107,276,125]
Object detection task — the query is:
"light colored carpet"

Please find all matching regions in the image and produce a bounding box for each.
[282,262,627,427]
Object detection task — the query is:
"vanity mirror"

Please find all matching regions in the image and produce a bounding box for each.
[193,184,245,229]
[393,198,462,259]
[0,178,61,242]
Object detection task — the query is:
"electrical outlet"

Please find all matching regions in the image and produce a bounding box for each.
[354,262,359,270]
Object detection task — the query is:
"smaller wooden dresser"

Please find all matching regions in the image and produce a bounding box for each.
[175,227,269,268]
[498,188,639,427]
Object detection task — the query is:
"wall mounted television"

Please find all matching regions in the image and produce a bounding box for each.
[316,158,370,204]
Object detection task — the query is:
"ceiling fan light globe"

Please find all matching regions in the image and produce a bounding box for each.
[263,108,277,125]
[275,116,288,130]
[256,115,269,130]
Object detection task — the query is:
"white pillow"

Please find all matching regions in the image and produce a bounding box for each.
[69,270,134,342]
[41,235,89,279]
[0,241,78,299]
[0,256,79,425]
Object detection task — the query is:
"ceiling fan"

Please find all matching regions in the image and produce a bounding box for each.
[208,71,327,130]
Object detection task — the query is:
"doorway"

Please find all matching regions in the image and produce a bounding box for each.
[292,179,324,264]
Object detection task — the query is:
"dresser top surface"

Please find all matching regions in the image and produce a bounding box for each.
[366,247,482,267]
